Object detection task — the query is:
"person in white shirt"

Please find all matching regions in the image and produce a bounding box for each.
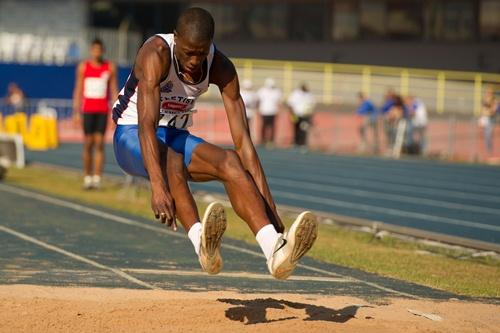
[410,96,428,155]
[240,79,258,141]
[287,83,316,147]
[257,78,282,145]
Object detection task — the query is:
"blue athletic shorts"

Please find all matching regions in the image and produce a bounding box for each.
[113,125,204,178]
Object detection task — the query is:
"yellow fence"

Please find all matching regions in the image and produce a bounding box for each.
[201,58,500,116]
[0,112,58,150]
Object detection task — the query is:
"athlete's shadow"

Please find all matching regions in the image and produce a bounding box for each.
[218,298,368,325]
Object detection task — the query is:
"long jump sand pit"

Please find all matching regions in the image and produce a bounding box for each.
[0,285,498,333]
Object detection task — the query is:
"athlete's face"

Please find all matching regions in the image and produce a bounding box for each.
[174,34,211,76]
[90,43,104,62]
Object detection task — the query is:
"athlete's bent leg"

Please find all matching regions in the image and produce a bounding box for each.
[166,145,226,274]
[93,133,105,188]
[188,141,318,279]
[188,142,270,235]
[82,134,94,189]
[114,125,224,269]
[166,147,200,231]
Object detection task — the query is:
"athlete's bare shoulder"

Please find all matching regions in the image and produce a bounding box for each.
[209,49,237,90]
[143,36,170,55]
[76,61,86,73]
[135,36,171,80]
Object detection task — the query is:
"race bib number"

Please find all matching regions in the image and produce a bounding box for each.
[83,77,107,99]
[159,110,195,129]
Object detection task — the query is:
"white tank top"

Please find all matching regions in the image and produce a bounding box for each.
[113,33,215,129]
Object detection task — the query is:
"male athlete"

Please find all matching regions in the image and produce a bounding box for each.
[112,8,318,280]
[73,38,119,189]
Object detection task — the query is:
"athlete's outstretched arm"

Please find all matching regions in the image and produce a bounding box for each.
[135,38,175,225]
[210,50,284,232]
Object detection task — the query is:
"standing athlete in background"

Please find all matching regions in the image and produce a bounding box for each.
[257,78,282,147]
[287,83,316,149]
[112,7,318,280]
[73,38,119,190]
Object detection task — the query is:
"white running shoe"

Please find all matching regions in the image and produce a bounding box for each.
[83,175,93,190]
[199,202,227,275]
[92,175,101,189]
[267,211,318,280]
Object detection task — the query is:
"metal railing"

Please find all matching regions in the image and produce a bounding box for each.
[0,99,73,119]
[0,98,496,161]
[209,58,500,117]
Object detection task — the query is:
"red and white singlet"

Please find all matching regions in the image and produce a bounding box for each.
[82,60,111,113]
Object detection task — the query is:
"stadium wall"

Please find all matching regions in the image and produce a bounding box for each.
[219,41,500,73]
[0,0,86,34]
[0,64,132,99]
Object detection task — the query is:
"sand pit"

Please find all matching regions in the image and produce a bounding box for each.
[0,285,498,333]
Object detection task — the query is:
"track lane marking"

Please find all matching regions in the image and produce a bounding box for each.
[197,182,500,232]
[0,184,420,299]
[0,224,158,290]
[261,155,500,189]
[266,177,500,216]
[122,268,352,283]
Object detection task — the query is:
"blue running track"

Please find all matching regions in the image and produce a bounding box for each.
[27,144,500,248]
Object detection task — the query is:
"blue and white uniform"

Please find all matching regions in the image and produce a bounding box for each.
[112,33,215,177]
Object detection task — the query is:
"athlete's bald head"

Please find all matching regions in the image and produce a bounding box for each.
[175,7,215,43]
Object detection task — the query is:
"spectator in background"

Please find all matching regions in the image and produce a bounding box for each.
[287,83,316,149]
[409,95,428,155]
[240,79,258,141]
[257,78,282,147]
[5,82,25,113]
[356,92,379,153]
[67,41,81,63]
[380,88,396,149]
[381,89,408,153]
[73,38,118,190]
[388,94,408,149]
[478,86,498,154]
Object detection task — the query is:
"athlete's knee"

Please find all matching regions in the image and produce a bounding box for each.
[170,167,188,187]
[220,150,245,179]
[83,136,94,149]
[94,136,105,151]
[168,156,185,179]
[167,151,188,185]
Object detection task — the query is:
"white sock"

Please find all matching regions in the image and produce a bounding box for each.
[256,224,280,261]
[188,222,202,255]
[83,175,92,186]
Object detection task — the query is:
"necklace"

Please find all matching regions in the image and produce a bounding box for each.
[173,48,204,85]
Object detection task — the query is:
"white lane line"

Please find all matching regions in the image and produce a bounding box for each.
[262,161,500,203]
[223,240,422,299]
[0,224,158,290]
[262,157,500,191]
[198,182,500,232]
[122,268,352,283]
[0,184,419,299]
[272,190,500,232]
[267,177,500,216]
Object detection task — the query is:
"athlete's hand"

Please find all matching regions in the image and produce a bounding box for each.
[72,111,81,128]
[151,187,177,230]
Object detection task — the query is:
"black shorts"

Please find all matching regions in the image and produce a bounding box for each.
[83,113,108,135]
[262,115,276,127]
